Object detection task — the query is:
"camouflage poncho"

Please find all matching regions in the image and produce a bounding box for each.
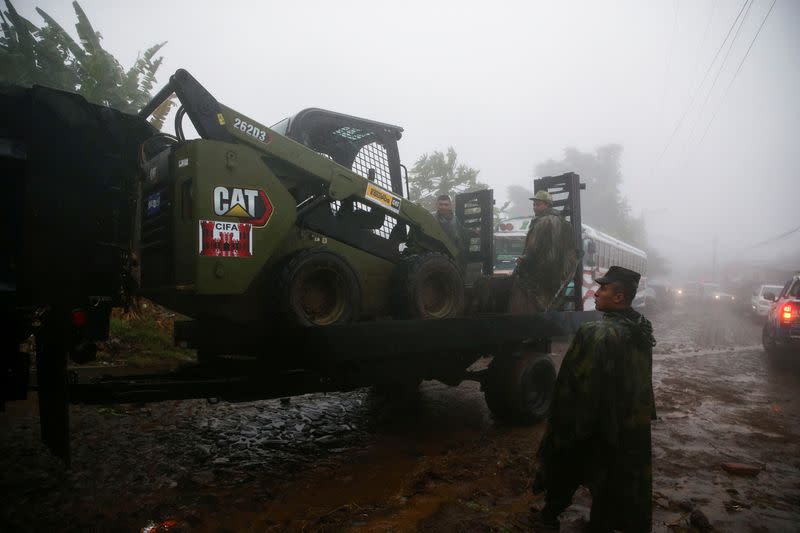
[536,308,657,532]
[509,207,577,313]
[435,211,464,250]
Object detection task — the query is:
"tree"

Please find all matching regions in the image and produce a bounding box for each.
[644,246,670,278]
[408,147,486,212]
[490,198,512,227]
[534,144,672,275]
[0,0,171,118]
[535,144,646,247]
[0,1,172,317]
[504,184,534,219]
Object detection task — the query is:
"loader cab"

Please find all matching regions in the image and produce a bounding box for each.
[272,108,405,197]
[273,109,410,262]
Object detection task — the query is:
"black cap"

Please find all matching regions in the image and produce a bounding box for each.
[595,266,641,288]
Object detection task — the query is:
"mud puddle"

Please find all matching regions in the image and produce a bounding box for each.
[2,304,800,532]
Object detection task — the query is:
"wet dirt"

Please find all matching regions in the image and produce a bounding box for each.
[2,303,799,532]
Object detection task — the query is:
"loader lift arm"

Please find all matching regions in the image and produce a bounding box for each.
[139,69,234,144]
[138,69,460,259]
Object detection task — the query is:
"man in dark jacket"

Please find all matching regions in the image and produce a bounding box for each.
[532,266,657,532]
[509,190,577,313]
[434,194,464,249]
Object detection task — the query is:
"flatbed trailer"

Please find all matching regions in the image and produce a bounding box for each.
[2,77,594,464]
[68,310,598,406]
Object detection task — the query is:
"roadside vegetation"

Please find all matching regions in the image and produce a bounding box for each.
[96,300,194,368]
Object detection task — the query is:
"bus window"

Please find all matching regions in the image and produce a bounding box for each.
[584,238,597,267]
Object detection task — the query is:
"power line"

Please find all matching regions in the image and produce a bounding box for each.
[684,0,755,144]
[701,0,717,45]
[694,0,778,149]
[648,0,750,175]
[687,0,717,79]
[658,0,680,125]
[749,222,800,248]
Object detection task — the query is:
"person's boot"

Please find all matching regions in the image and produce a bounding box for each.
[529,506,560,531]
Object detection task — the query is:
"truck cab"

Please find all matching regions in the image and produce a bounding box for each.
[762,272,800,354]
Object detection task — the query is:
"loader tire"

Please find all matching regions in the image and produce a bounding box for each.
[282,248,360,326]
[395,253,464,319]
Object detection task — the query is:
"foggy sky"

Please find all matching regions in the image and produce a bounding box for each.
[21,0,800,278]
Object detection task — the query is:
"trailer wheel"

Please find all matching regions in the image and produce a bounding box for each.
[371,378,423,406]
[283,248,360,326]
[396,253,464,319]
[762,323,779,355]
[484,352,556,424]
[483,354,512,417]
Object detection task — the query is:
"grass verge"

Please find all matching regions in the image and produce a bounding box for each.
[96,301,195,368]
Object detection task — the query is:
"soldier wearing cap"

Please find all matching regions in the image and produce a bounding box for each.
[434,194,465,250]
[531,266,657,532]
[509,190,577,313]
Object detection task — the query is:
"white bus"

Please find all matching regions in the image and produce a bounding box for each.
[493,216,647,311]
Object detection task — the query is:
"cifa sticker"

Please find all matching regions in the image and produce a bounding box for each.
[199,220,253,257]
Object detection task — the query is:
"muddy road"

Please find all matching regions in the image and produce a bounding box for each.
[2,303,799,532]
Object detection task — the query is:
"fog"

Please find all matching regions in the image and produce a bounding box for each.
[23,0,800,279]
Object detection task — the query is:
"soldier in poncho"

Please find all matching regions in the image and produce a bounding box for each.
[509,190,577,313]
[532,266,657,532]
[434,194,464,250]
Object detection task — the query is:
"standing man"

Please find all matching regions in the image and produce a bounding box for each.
[531,266,657,532]
[434,194,464,250]
[509,190,577,313]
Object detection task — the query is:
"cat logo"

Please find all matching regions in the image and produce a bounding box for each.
[213,186,273,227]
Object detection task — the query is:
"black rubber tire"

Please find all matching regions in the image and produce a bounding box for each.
[282,248,360,326]
[483,354,513,418]
[395,253,464,319]
[196,344,221,365]
[762,323,778,355]
[371,378,423,404]
[484,352,557,425]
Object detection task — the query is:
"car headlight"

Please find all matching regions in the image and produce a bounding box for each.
[715,294,720,299]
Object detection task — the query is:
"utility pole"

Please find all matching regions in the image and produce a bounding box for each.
[712,235,718,282]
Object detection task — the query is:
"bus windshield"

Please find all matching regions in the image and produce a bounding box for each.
[494,236,525,272]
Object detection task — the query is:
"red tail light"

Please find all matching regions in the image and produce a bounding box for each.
[71,309,88,328]
[782,303,795,323]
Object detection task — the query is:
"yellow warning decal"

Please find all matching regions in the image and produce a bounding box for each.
[364,183,401,214]
[217,113,226,125]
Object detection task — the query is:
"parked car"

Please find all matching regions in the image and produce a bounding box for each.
[711,289,736,304]
[633,286,657,312]
[751,283,784,318]
[675,281,735,305]
[762,272,800,355]
[675,281,700,304]
[648,283,675,310]
[696,282,735,304]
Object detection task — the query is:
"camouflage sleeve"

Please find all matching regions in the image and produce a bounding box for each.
[591,325,625,448]
[524,215,560,268]
[538,323,592,460]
